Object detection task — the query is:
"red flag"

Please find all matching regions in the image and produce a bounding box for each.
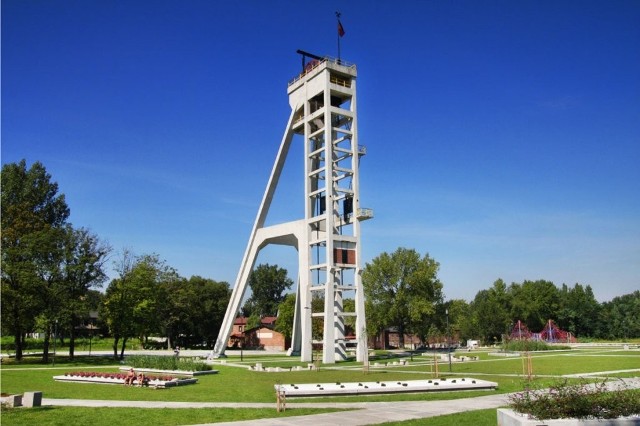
[338,20,345,37]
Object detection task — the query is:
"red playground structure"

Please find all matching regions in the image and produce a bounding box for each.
[510,320,532,340]
[510,319,576,343]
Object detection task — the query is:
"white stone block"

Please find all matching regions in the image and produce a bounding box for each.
[23,391,42,407]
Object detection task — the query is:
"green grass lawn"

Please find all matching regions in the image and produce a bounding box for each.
[2,347,638,425]
[0,406,349,426]
[380,408,499,426]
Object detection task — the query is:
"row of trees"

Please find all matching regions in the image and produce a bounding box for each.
[361,248,640,346]
[1,160,234,361]
[460,279,640,344]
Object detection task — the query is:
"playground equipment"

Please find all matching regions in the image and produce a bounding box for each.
[510,320,532,340]
[510,319,576,343]
[536,319,576,343]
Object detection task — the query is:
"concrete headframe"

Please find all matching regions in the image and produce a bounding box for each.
[213,52,372,364]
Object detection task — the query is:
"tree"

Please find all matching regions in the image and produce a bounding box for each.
[509,280,559,332]
[443,299,471,345]
[469,279,511,344]
[598,291,640,339]
[102,251,179,359]
[59,227,111,359]
[190,277,231,348]
[159,275,230,349]
[102,250,136,360]
[243,264,293,317]
[275,293,296,341]
[1,160,70,361]
[557,283,600,338]
[362,248,443,349]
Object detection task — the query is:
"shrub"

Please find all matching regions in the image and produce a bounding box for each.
[509,379,640,420]
[503,340,570,352]
[126,355,211,372]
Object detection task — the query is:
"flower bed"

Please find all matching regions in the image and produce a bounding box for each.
[53,372,197,388]
[118,367,218,377]
[64,372,176,381]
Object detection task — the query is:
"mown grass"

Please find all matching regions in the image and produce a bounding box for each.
[0,406,348,426]
[1,347,638,425]
[381,408,499,425]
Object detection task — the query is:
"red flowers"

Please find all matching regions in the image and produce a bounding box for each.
[64,372,174,381]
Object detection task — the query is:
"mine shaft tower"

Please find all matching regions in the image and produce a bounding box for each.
[213,51,372,364]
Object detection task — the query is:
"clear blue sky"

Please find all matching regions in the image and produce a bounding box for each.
[3,1,639,302]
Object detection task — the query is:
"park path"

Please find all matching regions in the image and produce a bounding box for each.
[41,377,640,426]
[43,393,510,425]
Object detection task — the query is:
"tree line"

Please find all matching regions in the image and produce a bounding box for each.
[362,247,640,346]
[1,160,233,361]
[3,160,638,362]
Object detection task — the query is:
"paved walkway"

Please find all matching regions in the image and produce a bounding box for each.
[43,393,510,425]
[41,378,640,426]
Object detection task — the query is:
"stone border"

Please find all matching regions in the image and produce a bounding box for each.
[53,374,197,388]
[497,409,640,425]
[276,377,497,397]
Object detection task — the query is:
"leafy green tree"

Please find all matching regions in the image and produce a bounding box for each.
[509,280,559,332]
[443,299,471,344]
[598,291,640,339]
[342,298,356,336]
[102,250,136,359]
[557,283,600,338]
[469,279,511,344]
[275,293,296,341]
[27,225,69,363]
[102,251,179,359]
[1,160,70,360]
[362,248,443,348]
[246,313,261,330]
[159,275,230,348]
[243,264,293,317]
[130,254,180,341]
[59,227,110,359]
[311,293,325,342]
[191,277,231,348]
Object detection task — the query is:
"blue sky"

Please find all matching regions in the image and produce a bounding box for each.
[3,1,639,302]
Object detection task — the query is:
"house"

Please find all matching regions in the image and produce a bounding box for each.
[369,327,460,350]
[369,327,422,350]
[228,316,288,351]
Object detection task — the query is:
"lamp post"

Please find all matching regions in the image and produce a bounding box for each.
[408,304,413,361]
[446,309,451,372]
[88,325,93,356]
[52,319,58,366]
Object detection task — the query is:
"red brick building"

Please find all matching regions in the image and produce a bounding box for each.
[228,316,288,351]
